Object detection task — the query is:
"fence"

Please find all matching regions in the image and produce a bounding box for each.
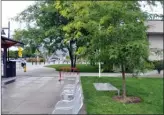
[59,67,80,81]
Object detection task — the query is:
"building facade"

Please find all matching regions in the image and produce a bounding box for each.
[145,20,163,60]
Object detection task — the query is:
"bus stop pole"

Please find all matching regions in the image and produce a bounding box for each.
[7,21,10,61]
[3,47,7,77]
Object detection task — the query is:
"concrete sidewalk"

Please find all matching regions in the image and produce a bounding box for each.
[2,76,63,114]
[80,70,163,78]
[2,67,86,114]
[16,67,58,77]
[16,62,52,72]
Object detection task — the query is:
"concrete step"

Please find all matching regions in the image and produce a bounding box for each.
[2,77,16,85]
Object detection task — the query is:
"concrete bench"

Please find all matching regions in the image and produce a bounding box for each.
[94,83,120,96]
[52,85,83,114]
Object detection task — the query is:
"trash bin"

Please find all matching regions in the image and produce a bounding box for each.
[6,61,16,77]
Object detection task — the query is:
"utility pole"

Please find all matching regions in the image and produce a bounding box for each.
[2,21,10,77]
[8,21,10,61]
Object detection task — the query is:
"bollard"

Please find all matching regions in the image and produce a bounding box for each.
[32,61,33,65]
[59,71,62,81]
[24,66,27,72]
[23,62,27,72]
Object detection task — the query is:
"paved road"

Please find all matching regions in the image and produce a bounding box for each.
[16,67,58,77]
[2,67,87,114]
[2,67,64,114]
[16,62,51,72]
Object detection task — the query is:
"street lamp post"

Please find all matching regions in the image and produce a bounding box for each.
[1,21,10,77]
[98,24,101,77]
[2,21,10,61]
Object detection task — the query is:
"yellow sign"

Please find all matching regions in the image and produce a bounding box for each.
[18,52,22,57]
[18,47,23,57]
[18,47,23,52]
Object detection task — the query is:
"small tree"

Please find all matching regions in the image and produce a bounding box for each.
[86,1,149,99]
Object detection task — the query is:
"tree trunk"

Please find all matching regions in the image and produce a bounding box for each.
[69,51,74,70]
[68,40,78,72]
[73,54,77,68]
[73,43,78,68]
[121,63,126,99]
[68,41,74,72]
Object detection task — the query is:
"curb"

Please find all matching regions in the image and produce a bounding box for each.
[2,77,16,85]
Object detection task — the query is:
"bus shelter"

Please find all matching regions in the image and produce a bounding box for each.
[1,35,24,78]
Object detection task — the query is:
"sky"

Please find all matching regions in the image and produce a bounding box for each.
[1,1,163,50]
[2,1,35,37]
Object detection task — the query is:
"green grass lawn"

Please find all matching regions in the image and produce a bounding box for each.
[81,77,163,114]
[46,64,98,72]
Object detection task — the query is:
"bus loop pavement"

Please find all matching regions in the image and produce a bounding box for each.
[2,67,86,114]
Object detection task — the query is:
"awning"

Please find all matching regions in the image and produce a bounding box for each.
[1,36,24,48]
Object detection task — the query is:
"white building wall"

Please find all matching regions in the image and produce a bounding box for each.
[148,34,163,60]
[148,34,163,49]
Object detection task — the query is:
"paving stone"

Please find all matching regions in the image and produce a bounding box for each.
[2,99,25,113]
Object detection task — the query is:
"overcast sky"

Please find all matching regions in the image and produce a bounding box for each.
[2,1,163,38]
[2,1,35,37]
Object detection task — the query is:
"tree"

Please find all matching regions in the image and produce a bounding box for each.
[54,1,95,68]
[13,1,95,69]
[13,1,68,62]
[141,1,164,20]
[8,51,18,58]
[82,1,149,99]
[13,28,44,55]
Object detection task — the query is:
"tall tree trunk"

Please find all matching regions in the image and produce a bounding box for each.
[68,50,74,69]
[121,63,126,99]
[68,40,78,71]
[73,42,78,68]
[73,54,77,68]
[68,41,74,72]
[48,49,51,64]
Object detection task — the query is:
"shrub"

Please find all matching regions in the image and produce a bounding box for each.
[144,61,155,70]
[125,60,155,74]
[26,58,45,62]
[40,58,45,62]
[102,64,114,72]
[152,60,163,70]
[26,58,33,62]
